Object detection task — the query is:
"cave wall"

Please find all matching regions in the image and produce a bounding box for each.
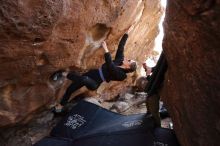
[162,0,220,146]
[0,0,163,127]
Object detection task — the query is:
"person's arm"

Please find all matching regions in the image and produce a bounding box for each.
[114,25,135,63]
[114,34,128,63]
[101,41,126,79]
[101,41,109,53]
[101,41,114,68]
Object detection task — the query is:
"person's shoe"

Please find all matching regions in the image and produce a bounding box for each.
[51,104,65,114]
[52,74,59,81]
[62,71,68,77]
[51,70,65,81]
[52,107,62,113]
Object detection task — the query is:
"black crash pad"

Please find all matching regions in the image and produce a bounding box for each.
[50,100,155,140]
[34,137,73,146]
[35,100,179,146]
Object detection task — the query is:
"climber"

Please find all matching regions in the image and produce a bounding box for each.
[144,52,168,127]
[52,25,137,113]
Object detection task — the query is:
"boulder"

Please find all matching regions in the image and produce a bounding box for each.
[0,0,163,126]
[162,0,220,145]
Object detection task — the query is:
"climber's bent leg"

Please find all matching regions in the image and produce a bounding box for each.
[82,76,99,90]
[60,82,83,106]
[67,72,82,81]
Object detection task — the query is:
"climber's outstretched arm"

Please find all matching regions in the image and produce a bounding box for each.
[101,41,109,53]
[114,25,135,63]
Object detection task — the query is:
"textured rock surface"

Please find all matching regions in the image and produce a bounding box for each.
[0,0,163,127]
[0,110,61,146]
[162,0,220,145]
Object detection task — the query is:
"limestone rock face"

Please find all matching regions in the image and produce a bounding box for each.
[0,0,162,127]
[163,0,220,146]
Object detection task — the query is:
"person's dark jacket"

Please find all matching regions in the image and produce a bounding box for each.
[101,34,129,82]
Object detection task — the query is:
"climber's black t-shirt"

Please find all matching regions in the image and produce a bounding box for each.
[84,34,129,83]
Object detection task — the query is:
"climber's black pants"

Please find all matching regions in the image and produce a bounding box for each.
[60,72,99,106]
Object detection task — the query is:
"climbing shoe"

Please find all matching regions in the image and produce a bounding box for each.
[51,104,66,115]
[51,70,65,81]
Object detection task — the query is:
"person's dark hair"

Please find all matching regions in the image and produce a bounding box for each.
[130,61,137,71]
[124,61,137,73]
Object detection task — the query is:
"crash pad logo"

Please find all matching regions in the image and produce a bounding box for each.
[122,120,143,128]
[64,114,86,130]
